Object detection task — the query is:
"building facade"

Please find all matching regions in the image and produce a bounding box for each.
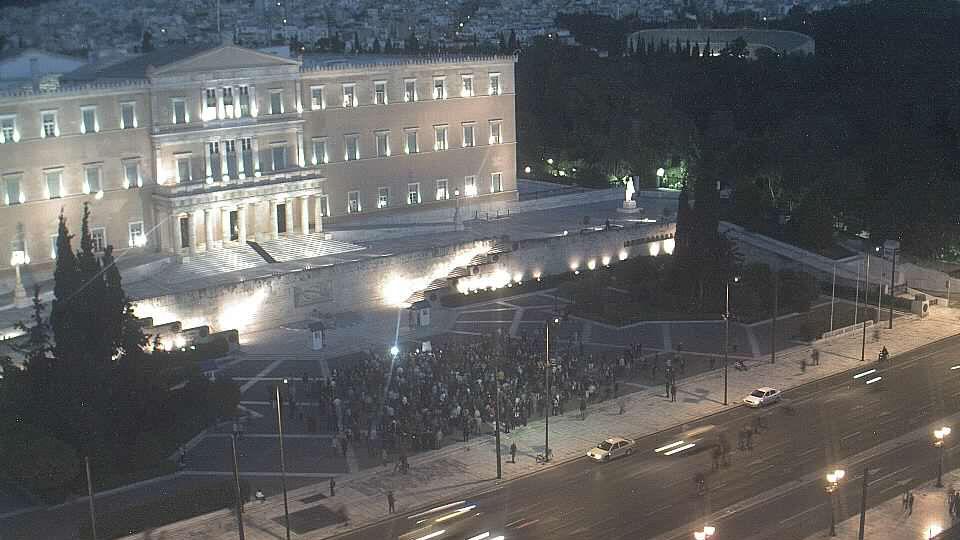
[0,45,517,269]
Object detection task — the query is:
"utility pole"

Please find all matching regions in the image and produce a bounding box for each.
[276,383,291,540]
[858,466,869,540]
[85,456,98,540]
[888,243,898,329]
[770,269,778,364]
[860,253,870,362]
[230,431,246,540]
[830,263,837,333]
[495,372,502,479]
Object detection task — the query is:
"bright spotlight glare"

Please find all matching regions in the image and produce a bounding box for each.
[619,249,629,261]
[663,238,676,255]
[649,242,661,256]
[601,256,611,266]
[390,345,400,356]
[587,259,597,270]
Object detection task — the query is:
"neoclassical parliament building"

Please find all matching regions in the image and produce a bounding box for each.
[0,45,517,268]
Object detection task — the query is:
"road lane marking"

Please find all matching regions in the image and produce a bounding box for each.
[841,431,861,443]
[240,357,285,393]
[779,503,825,524]
[869,465,913,486]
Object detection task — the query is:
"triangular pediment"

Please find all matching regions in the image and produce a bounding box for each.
[151,45,299,75]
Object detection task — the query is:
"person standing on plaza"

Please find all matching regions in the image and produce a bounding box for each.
[329,477,336,497]
[387,490,396,513]
[510,442,517,463]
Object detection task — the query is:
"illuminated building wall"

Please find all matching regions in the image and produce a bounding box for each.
[133,223,675,335]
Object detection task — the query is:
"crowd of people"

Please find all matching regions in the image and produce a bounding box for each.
[273,327,662,457]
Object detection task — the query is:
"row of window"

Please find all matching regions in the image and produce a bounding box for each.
[0,102,138,143]
[345,173,504,213]
[313,120,503,164]
[2,161,142,205]
[9,221,145,265]
[0,72,505,141]
[168,119,505,184]
[309,72,501,110]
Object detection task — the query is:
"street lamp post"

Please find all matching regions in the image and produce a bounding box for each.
[230,425,246,540]
[495,367,503,479]
[887,241,899,330]
[544,317,559,462]
[860,250,872,362]
[724,276,740,406]
[825,469,845,537]
[935,427,951,488]
[10,249,29,308]
[693,525,716,540]
[276,380,291,540]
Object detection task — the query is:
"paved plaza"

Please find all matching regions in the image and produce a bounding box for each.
[75,294,954,540]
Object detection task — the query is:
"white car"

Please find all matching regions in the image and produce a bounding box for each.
[587,437,636,461]
[743,387,781,408]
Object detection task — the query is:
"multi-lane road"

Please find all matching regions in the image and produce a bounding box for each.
[335,334,960,540]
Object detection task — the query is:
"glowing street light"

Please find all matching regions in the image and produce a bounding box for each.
[390,345,400,357]
[546,158,554,165]
[724,276,741,405]
[825,469,845,536]
[693,525,716,539]
[524,165,531,174]
[935,427,951,487]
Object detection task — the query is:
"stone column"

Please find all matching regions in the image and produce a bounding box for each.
[249,85,258,117]
[296,129,306,168]
[204,208,215,250]
[314,194,324,234]
[300,196,310,234]
[174,214,184,251]
[205,142,214,183]
[251,137,261,177]
[295,83,303,113]
[217,87,225,119]
[238,204,248,243]
[238,138,247,180]
[284,198,295,236]
[269,199,279,239]
[221,144,230,182]
[188,211,199,254]
[221,207,231,244]
[154,143,164,185]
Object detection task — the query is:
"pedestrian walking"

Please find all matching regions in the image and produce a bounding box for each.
[908,491,915,515]
[665,380,670,398]
[330,477,336,497]
[670,382,677,402]
[618,399,626,415]
[387,490,396,513]
[510,442,517,463]
[902,490,910,511]
[579,397,587,420]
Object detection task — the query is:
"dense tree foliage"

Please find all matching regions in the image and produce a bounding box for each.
[517,0,960,259]
[0,206,239,502]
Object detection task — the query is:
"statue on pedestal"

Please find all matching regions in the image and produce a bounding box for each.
[619,177,639,213]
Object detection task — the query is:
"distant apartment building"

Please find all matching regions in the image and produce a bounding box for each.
[0,44,517,268]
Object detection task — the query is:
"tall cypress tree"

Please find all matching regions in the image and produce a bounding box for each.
[76,202,107,365]
[101,246,146,364]
[50,211,80,363]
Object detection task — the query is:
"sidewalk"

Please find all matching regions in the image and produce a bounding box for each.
[803,468,960,540]
[119,305,960,540]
